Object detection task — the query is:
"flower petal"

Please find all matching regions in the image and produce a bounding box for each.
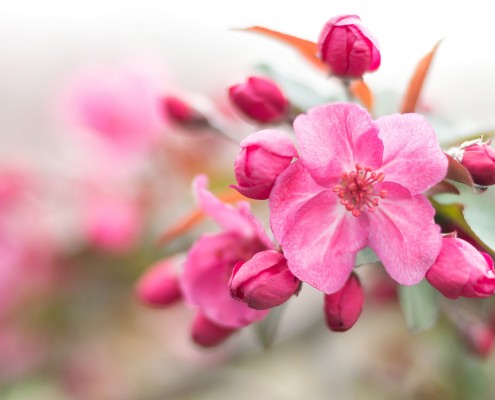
[294,103,383,186]
[377,113,447,195]
[368,182,442,285]
[181,233,268,328]
[193,175,255,237]
[270,161,369,293]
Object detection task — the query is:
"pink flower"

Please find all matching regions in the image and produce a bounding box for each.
[458,139,495,186]
[270,103,447,294]
[191,313,236,348]
[83,194,142,253]
[162,96,208,128]
[318,15,381,78]
[229,76,289,124]
[324,273,364,332]
[66,67,161,152]
[230,250,300,310]
[180,175,271,330]
[136,257,182,307]
[232,130,298,200]
[426,237,495,299]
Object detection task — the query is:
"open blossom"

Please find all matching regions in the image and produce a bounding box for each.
[180,175,271,335]
[270,103,447,294]
[318,15,381,78]
[232,130,298,200]
[426,237,495,299]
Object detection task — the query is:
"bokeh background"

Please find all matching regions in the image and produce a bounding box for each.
[1,1,495,399]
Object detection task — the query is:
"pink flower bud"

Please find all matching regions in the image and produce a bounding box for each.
[191,313,236,348]
[231,130,297,200]
[229,250,300,310]
[136,259,182,307]
[460,322,495,358]
[460,141,495,186]
[229,77,289,124]
[426,237,495,299]
[162,96,208,128]
[318,15,381,78]
[323,273,364,332]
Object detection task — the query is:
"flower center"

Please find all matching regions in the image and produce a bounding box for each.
[332,164,387,217]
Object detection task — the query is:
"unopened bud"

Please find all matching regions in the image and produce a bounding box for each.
[229,76,289,124]
[455,139,495,186]
[318,15,381,79]
[231,130,297,200]
[162,96,209,128]
[229,250,300,310]
[426,237,495,299]
[323,273,364,332]
[191,313,236,348]
[136,258,182,307]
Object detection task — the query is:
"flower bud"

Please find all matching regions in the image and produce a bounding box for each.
[318,15,380,78]
[136,258,182,307]
[231,130,297,200]
[191,313,236,348]
[459,139,495,186]
[229,250,300,310]
[426,237,495,299]
[459,321,495,358]
[324,273,364,332]
[229,76,289,124]
[162,96,208,128]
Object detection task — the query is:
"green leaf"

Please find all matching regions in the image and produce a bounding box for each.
[434,184,495,253]
[254,303,286,349]
[399,279,439,332]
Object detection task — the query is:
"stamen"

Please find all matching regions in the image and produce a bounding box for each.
[333,165,386,217]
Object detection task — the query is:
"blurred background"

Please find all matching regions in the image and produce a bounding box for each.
[1,1,495,399]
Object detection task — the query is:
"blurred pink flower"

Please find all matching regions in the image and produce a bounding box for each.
[426,237,495,299]
[83,193,142,253]
[180,175,271,333]
[318,15,381,78]
[270,103,447,294]
[232,129,298,200]
[65,67,161,153]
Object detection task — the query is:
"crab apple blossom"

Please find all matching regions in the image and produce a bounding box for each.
[270,103,447,294]
[232,130,298,200]
[162,96,209,129]
[426,237,495,299]
[191,313,237,348]
[229,76,289,124]
[318,15,381,78]
[136,258,182,307]
[324,273,364,332]
[180,175,271,333]
[230,250,300,310]
[456,139,495,186]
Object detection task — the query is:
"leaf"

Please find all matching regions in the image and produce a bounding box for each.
[400,40,442,113]
[355,247,379,267]
[254,304,286,349]
[434,185,495,254]
[350,80,374,112]
[157,189,249,246]
[425,180,460,197]
[399,279,439,332]
[238,26,326,72]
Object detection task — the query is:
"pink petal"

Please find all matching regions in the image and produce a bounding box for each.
[181,232,268,328]
[294,103,383,187]
[136,258,182,307]
[350,22,381,71]
[270,161,369,293]
[377,113,447,195]
[193,175,256,238]
[368,182,442,285]
[191,313,237,348]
